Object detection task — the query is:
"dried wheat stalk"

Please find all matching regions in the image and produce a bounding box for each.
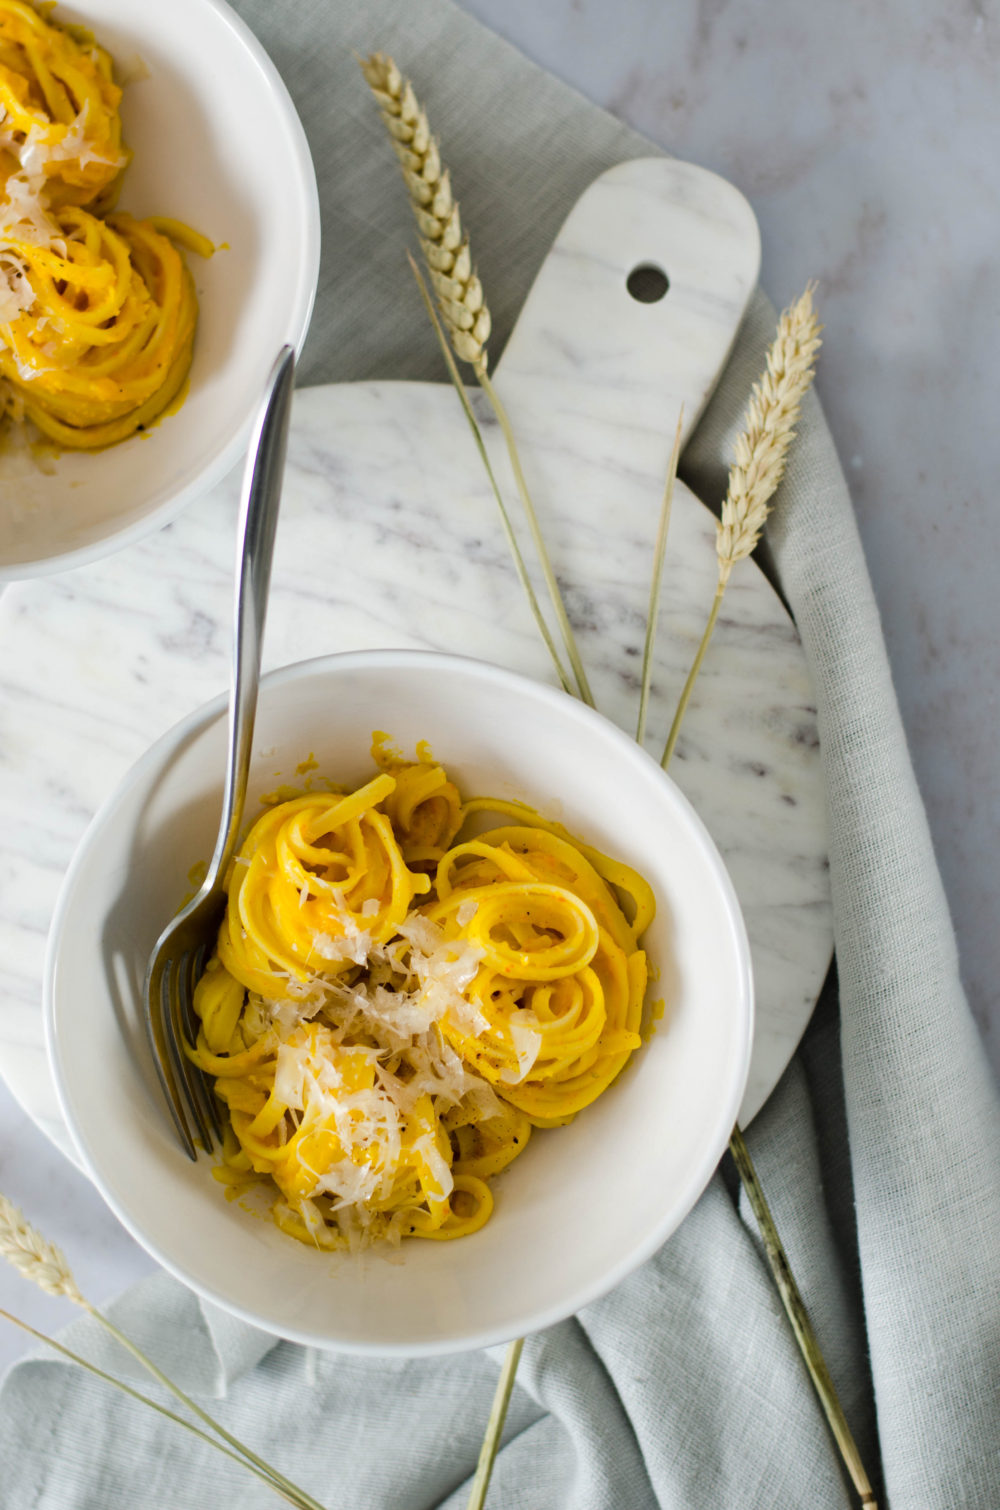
[636,407,684,746]
[0,1194,85,1305]
[360,50,594,705]
[661,286,822,767]
[716,285,822,585]
[359,52,491,371]
[0,1193,327,1508]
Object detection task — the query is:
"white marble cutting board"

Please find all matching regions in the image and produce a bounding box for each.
[0,158,832,1162]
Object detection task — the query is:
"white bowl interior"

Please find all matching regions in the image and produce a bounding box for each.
[0,0,319,576]
[46,652,752,1354]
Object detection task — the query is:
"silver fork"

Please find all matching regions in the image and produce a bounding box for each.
[143,346,295,1159]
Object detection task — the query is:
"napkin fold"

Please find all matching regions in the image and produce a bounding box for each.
[2,2,998,1507]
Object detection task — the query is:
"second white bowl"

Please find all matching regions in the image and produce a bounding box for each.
[0,0,320,578]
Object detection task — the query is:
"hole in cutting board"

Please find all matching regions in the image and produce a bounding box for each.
[626,263,670,303]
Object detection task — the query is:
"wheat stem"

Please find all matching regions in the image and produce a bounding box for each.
[407,254,574,695]
[455,287,873,1509]
[727,1129,878,1508]
[91,1309,328,1510]
[362,51,592,706]
[465,1337,523,1510]
[660,584,723,768]
[636,408,683,744]
[475,367,594,705]
[0,1309,309,1507]
[0,1194,325,1510]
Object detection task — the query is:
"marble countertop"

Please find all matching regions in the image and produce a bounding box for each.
[2,0,997,1376]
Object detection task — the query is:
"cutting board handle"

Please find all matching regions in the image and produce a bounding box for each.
[494,158,760,471]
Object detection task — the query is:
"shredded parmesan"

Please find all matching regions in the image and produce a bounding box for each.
[4,103,126,183]
[396,914,489,1037]
[312,924,372,967]
[0,255,34,324]
[248,902,501,1236]
[0,173,60,249]
[502,1018,543,1084]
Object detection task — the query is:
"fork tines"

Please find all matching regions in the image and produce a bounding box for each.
[146,944,222,1160]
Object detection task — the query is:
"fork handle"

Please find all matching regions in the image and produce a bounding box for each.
[210,345,296,884]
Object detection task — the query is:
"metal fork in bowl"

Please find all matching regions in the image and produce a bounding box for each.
[143,346,295,1159]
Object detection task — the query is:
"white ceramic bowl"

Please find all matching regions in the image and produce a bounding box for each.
[0,0,319,579]
[45,651,753,1355]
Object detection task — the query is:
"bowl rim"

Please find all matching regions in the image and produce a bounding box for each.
[44,648,755,1354]
[2,0,321,582]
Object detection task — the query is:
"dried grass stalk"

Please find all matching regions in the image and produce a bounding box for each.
[465,1337,524,1510]
[359,52,491,370]
[636,407,683,745]
[359,77,861,1507]
[661,286,821,767]
[0,1194,84,1305]
[361,50,594,705]
[716,285,822,585]
[0,1307,310,1507]
[0,1193,327,1509]
[728,1128,878,1508]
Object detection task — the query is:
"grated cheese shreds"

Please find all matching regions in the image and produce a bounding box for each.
[311,889,375,964]
[20,105,125,177]
[274,1034,405,1211]
[0,172,60,249]
[256,901,498,1239]
[0,254,34,324]
[396,914,489,1037]
[503,1018,543,1085]
[0,101,126,184]
[311,925,372,966]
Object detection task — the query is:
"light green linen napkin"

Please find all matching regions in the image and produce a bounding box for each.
[2,2,998,1506]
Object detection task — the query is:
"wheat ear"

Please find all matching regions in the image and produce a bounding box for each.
[716,284,823,586]
[661,286,822,766]
[359,53,594,706]
[0,1194,85,1305]
[359,52,491,370]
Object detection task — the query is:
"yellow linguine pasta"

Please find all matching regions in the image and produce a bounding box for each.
[0,205,198,446]
[0,0,207,449]
[189,740,655,1253]
[0,0,127,208]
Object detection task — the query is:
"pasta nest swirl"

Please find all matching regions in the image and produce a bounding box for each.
[217,776,433,1000]
[0,205,198,447]
[426,823,648,1123]
[0,0,127,208]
